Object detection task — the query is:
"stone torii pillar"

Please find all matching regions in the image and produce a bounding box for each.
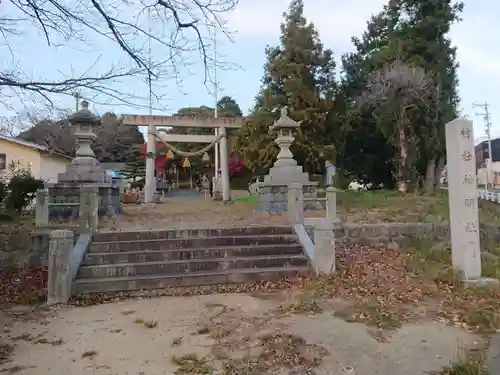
[144,122,156,204]
[219,125,230,202]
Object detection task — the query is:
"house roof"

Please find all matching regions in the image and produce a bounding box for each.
[0,134,72,160]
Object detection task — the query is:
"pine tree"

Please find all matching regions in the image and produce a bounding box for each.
[234,0,337,172]
[122,146,146,182]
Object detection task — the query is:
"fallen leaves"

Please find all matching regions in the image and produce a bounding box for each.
[0,266,47,306]
[306,243,500,334]
[258,333,327,369]
[70,277,309,307]
[0,342,15,364]
[1,237,499,340]
[170,333,327,375]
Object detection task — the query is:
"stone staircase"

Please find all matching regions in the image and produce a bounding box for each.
[73,226,310,294]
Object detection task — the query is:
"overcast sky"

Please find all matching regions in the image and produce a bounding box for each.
[1,0,499,140]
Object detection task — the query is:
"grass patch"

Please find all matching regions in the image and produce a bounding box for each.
[208,325,232,340]
[170,354,214,374]
[81,350,98,359]
[34,337,64,346]
[276,295,323,315]
[171,337,183,346]
[134,318,158,328]
[0,365,32,374]
[232,195,258,204]
[428,359,489,375]
[336,190,500,224]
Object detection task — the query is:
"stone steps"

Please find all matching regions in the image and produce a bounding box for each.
[92,226,295,242]
[73,226,310,294]
[73,267,307,294]
[88,234,299,253]
[77,255,308,278]
[83,243,304,265]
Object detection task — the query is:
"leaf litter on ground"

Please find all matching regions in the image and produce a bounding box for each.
[1,240,499,336]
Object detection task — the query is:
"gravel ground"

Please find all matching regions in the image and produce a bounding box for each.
[100,191,325,231]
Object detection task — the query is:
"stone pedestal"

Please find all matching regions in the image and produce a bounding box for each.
[258,107,318,213]
[46,182,122,221]
[260,182,317,213]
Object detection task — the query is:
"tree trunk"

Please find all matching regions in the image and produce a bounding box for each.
[434,156,445,191]
[423,159,436,194]
[397,128,409,194]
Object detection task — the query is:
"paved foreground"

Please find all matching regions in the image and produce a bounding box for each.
[1,294,481,375]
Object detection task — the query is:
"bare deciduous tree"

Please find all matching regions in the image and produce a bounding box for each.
[0,0,238,113]
[358,58,437,193]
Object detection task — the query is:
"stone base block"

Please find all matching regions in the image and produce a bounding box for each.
[258,183,318,213]
[463,277,499,288]
[58,164,111,183]
[45,182,122,220]
[264,165,310,185]
[213,189,222,201]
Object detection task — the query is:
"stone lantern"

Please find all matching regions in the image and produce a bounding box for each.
[40,100,122,230]
[263,107,310,185]
[259,107,318,213]
[269,107,301,168]
[58,100,111,184]
[68,100,101,166]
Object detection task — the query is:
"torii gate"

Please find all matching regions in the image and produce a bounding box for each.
[119,114,246,203]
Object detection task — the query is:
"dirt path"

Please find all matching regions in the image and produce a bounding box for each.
[98,190,325,231]
[1,294,481,375]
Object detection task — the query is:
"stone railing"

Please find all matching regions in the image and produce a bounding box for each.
[478,189,500,203]
[287,183,338,275]
[46,229,92,305]
[35,186,99,231]
[442,186,500,204]
[33,186,99,304]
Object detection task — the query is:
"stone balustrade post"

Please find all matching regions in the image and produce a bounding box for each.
[312,219,336,275]
[79,186,99,231]
[35,190,49,227]
[287,183,304,224]
[47,229,74,305]
[325,186,337,223]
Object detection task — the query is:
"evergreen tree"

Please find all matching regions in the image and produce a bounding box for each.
[234,0,337,172]
[336,10,398,188]
[122,146,146,182]
[338,0,462,191]
[217,96,243,117]
[386,0,463,192]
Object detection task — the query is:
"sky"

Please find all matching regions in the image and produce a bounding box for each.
[1,0,500,141]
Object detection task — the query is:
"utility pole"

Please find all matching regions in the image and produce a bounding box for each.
[74,91,81,112]
[473,102,493,189]
[213,18,219,175]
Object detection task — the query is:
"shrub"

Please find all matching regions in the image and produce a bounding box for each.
[0,177,6,207]
[0,163,44,215]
